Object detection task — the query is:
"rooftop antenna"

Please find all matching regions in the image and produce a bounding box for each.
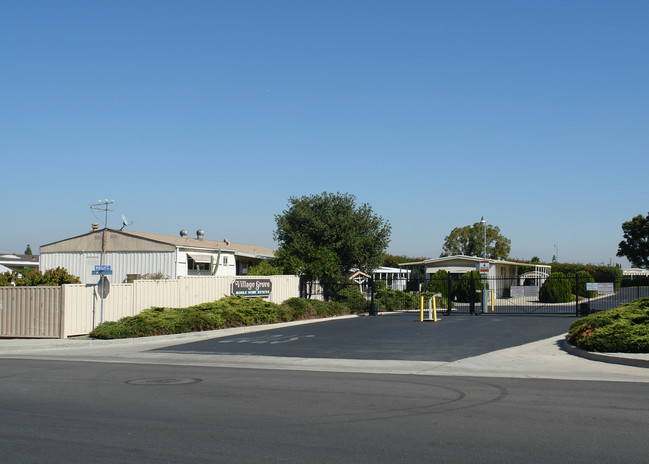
[90,199,114,229]
[120,214,133,231]
[90,199,114,267]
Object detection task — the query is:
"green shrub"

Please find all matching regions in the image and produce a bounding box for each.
[426,269,455,300]
[90,295,352,340]
[456,271,485,303]
[335,286,368,313]
[374,287,418,311]
[539,272,572,303]
[282,297,350,318]
[571,270,596,299]
[592,266,623,289]
[0,267,81,287]
[567,298,649,352]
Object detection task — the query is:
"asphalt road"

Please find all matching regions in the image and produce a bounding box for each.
[154,312,578,361]
[1,358,649,464]
[2,313,649,463]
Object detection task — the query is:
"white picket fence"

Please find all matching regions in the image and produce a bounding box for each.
[1,275,300,338]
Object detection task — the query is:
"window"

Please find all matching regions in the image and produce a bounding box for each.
[223,256,228,266]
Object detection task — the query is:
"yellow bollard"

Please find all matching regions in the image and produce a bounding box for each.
[420,296,424,322]
[432,296,438,322]
[491,290,495,312]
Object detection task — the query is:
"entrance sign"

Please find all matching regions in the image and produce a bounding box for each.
[232,279,272,297]
[479,261,490,273]
[598,283,614,294]
[511,286,539,298]
[587,282,614,294]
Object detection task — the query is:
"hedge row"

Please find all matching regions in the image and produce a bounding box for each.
[90,295,350,340]
[567,297,649,352]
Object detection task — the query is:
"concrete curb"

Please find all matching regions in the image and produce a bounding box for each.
[560,338,649,369]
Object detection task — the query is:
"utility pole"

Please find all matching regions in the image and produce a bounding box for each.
[90,200,113,325]
[90,200,113,266]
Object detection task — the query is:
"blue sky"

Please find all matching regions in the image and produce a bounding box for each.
[1,1,647,266]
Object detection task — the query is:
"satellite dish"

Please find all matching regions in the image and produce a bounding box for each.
[120,215,133,230]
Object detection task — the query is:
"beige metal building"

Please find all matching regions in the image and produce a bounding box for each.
[40,228,275,285]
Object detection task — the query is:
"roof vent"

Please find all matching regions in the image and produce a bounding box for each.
[180,229,188,238]
[196,229,205,240]
[92,223,99,231]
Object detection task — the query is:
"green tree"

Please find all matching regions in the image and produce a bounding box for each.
[247,259,286,276]
[274,192,391,282]
[441,222,511,259]
[24,244,33,255]
[617,212,649,268]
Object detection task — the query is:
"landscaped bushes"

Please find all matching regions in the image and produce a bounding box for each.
[90,295,351,339]
[591,267,623,288]
[567,297,649,352]
[334,286,369,313]
[539,272,572,303]
[0,267,81,286]
[375,286,418,311]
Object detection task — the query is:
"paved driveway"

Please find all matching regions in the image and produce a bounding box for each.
[154,312,578,362]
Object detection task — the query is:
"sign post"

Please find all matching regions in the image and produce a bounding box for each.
[92,265,112,325]
[478,261,489,313]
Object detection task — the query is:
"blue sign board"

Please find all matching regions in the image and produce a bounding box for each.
[92,265,112,275]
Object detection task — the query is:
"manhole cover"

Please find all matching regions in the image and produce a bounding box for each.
[125,378,202,385]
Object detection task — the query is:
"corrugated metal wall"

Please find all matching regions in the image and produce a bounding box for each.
[2,275,300,338]
[0,287,62,338]
[40,251,177,284]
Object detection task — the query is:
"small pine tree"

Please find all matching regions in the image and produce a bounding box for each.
[426,269,455,300]
[25,244,33,255]
[539,272,572,303]
[456,270,485,303]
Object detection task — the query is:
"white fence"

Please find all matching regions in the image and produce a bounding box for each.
[1,275,300,338]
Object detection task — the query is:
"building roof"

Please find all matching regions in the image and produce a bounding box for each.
[623,268,649,276]
[399,255,524,268]
[0,253,39,269]
[41,229,275,259]
[372,266,411,274]
[121,230,275,258]
[0,264,13,273]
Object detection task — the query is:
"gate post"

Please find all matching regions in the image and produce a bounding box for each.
[369,277,378,316]
[447,274,452,316]
[469,275,476,315]
[575,273,580,316]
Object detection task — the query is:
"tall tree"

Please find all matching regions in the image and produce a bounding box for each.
[441,222,511,259]
[274,192,391,281]
[617,212,649,268]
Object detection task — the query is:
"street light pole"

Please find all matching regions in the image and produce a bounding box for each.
[480,216,487,314]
